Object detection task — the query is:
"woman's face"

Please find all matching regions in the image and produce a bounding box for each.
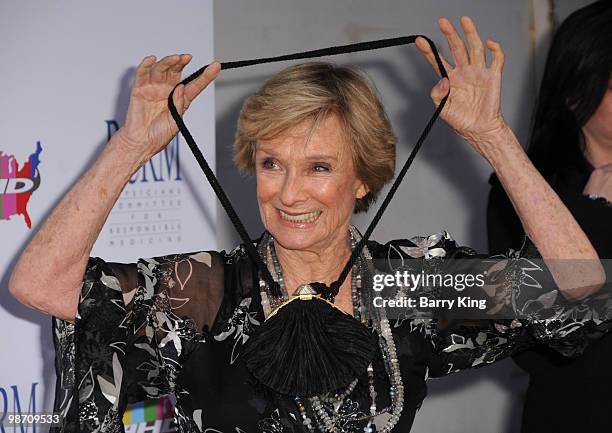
[255,114,368,253]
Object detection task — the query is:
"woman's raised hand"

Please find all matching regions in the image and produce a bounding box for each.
[115,55,221,164]
[416,17,506,156]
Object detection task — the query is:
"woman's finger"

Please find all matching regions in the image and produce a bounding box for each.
[486,39,505,72]
[184,61,221,104]
[172,83,186,114]
[430,77,450,107]
[415,36,453,78]
[168,54,192,78]
[461,16,485,67]
[438,17,470,67]
[150,54,181,83]
[133,55,156,87]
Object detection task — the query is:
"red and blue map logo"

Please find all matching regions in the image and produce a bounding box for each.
[0,142,42,228]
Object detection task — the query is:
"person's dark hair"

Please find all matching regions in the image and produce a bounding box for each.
[528,0,612,184]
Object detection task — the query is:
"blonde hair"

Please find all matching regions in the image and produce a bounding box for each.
[234,62,396,213]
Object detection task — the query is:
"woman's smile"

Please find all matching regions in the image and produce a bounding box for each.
[277,209,323,226]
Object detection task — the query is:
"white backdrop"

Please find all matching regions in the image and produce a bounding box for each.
[0,1,214,432]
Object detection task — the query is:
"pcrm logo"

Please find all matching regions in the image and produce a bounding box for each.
[105,121,181,183]
[0,142,42,229]
[0,382,39,433]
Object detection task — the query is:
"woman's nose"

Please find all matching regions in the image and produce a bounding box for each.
[279,170,306,206]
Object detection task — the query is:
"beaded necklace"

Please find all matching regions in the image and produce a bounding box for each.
[258,227,404,432]
[168,37,447,425]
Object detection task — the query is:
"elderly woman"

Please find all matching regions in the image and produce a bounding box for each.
[9,17,609,433]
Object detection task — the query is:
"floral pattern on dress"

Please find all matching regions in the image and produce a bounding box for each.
[213,297,261,364]
[51,233,612,432]
[257,409,285,433]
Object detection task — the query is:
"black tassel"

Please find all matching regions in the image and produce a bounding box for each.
[242,297,378,397]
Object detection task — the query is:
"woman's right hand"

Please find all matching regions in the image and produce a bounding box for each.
[114,55,221,165]
[9,55,220,322]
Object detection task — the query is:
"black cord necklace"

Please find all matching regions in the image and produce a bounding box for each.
[168,35,448,300]
[167,36,449,398]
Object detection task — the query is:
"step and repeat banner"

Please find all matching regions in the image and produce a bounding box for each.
[0,1,215,432]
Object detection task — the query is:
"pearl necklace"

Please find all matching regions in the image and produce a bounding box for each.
[257,227,404,432]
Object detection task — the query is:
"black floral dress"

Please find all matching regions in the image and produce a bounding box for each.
[51,231,612,433]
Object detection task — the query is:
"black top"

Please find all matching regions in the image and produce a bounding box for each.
[487,161,612,433]
[51,230,612,433]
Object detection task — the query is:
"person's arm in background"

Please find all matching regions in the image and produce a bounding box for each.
[8,56,220,323]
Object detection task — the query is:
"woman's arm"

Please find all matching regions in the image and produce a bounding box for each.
[9,55,220,322]
[9,137,140,321]
[479,125,604,299]
[416,17,604,299]
[380,235,612,376]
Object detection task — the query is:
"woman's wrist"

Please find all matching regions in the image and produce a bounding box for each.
[106,130,148,177]
[469,122,524,170]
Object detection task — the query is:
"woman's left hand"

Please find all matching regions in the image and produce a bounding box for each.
[416,16,507,155]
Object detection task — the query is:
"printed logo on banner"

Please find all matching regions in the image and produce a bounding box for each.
[0,382,39,432]
[105,121,182,249]
[122,396,176,433]
[0,142,42,229]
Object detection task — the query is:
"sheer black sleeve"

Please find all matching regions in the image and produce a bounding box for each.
[373,232,612,378]
[51,250,226,433]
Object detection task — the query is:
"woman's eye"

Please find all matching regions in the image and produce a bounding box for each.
[261,158,278,169]
[312,164,330,172]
